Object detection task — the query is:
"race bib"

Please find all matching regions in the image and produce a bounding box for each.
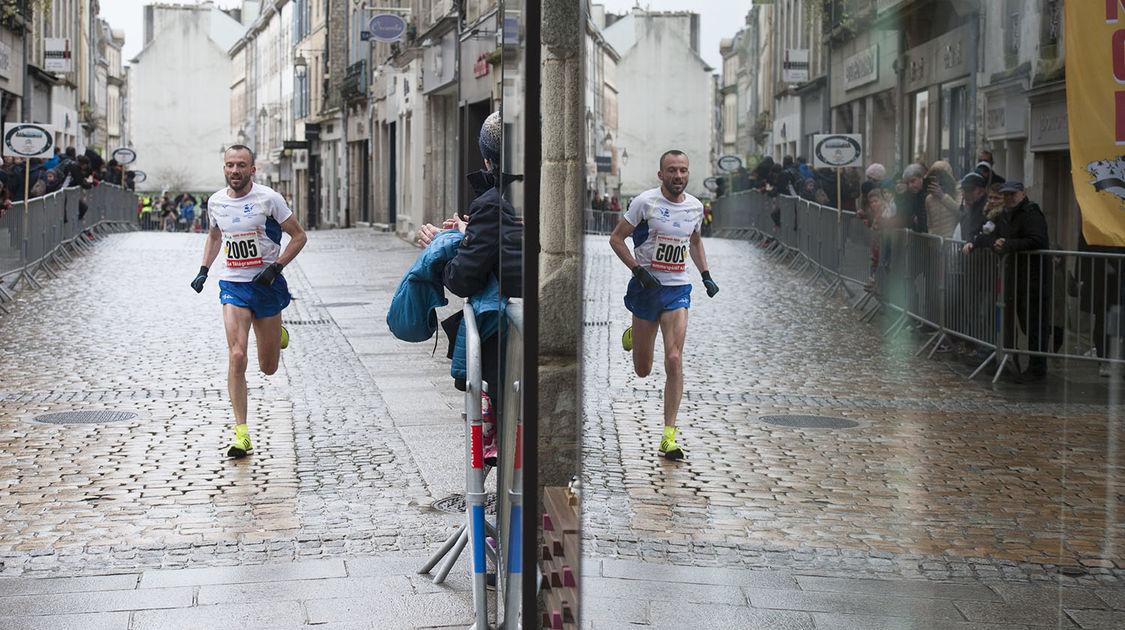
[223,231,262,268]
[650,234,689,273]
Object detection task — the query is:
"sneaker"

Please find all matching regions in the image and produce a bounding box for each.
[659,428,684,460]
[280,326,289,350]
[226,431,252,458]
[622,326,633,352]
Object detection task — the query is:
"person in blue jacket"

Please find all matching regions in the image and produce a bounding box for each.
[399,110,522,402]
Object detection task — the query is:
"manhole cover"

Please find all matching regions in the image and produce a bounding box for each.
[759,415,859,429]
[315,302,369,308]
[432,493,498,515]
[33,411,136,425]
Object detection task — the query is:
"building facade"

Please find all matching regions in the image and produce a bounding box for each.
[602,7,713,199]
[129,2,248,193]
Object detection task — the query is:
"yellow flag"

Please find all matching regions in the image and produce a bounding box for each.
[1067,1,1125,246]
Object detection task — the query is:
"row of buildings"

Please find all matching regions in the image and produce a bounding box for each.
[718,0,1077,247]
[11,1,1077,248]
[0,0,125,162]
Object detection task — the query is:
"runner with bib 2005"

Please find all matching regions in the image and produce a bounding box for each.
[190,145,307,458]
[609,150,719,460]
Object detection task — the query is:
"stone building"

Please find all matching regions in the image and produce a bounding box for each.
[128,2,247,193]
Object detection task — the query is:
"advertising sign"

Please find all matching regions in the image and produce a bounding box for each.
[368,14,407,43]
[717,155,742,172]
[45,38,72,72]
[812,134,862,169]
[3,123,55,159]
[112,147,137,165]
[783,49,809,83]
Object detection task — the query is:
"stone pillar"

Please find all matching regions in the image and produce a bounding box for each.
[538,0,584,488]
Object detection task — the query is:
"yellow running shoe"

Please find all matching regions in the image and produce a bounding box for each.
[622,326,633,351]
[659,427,683,460]
[280,326,289,350]
[226,429,252,458]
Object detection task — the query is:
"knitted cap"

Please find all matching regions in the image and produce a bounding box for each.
[479,111,502,164]
[864,163,886,182]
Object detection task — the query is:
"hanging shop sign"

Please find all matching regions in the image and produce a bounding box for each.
[368,14,407,43]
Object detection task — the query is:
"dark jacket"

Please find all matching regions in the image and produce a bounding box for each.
[958,195,988,242]
[974,196,1051,286]
[442,169,524,299]
[895,187,928,233]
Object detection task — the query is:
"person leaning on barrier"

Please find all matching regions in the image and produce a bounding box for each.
[895,163,929,233]
[957,173,988,250]
[969,181,1051,381]
[412,111,523,457]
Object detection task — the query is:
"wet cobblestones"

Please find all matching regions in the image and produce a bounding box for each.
[582,234,1125,587]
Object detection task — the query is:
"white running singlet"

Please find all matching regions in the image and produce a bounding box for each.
[208,182,293,282]
[623,187,704,286]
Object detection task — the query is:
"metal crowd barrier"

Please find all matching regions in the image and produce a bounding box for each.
[712,189,1125,382]
[419,300,523,629]
[583,208,620,235]
[0,183,139,311]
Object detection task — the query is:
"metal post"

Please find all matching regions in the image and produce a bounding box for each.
[462,303,490,630]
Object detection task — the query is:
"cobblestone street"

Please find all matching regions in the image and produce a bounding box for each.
[0,230,470,579]
[583,234,1125,588]
[1,228,1123,628]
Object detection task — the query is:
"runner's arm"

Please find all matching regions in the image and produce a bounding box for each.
[275,215,307,267]
[689,230,709,274]
[609,218,640,270]
[200,224,222,268]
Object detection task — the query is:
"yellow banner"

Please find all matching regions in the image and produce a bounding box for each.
[1067,1,1125,246]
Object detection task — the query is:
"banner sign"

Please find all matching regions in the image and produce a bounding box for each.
[1066,1,1125,246]
[3,123,54,158]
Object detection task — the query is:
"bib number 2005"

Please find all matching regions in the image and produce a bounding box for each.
[224,231,262,268]
[651,235,688,273]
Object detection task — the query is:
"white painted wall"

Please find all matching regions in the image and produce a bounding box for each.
[129,6,245,193]
[607,12,714,198]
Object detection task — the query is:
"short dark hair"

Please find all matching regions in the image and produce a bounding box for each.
[659,149,687,169]
[225,144,256,165]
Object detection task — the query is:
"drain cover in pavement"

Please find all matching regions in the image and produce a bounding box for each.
[759,415,859,429]
[432,493,497,515]
[33,411,136,425]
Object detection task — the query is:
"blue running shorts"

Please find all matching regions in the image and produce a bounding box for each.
[219,276,291,319]
[624,278,691,322]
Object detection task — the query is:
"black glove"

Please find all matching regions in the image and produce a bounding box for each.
[252,262,284,287]
[702,270,719,298]
[190,265,208,293]
[632,265,662,289]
